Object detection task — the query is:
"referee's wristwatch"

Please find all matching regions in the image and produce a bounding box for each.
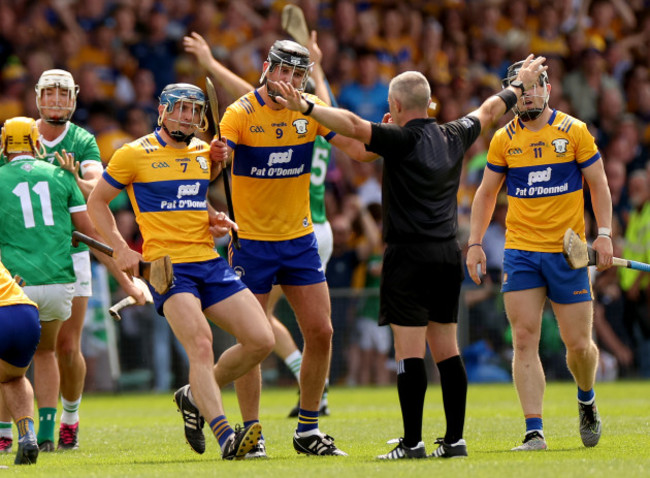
[510,80,525,95]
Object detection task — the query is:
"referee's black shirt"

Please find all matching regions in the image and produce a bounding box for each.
[366,116,481,244]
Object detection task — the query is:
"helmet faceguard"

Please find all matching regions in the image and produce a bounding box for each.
[1,116,44,158]
[260,40,313,98]
[35,69,79,124]
[501,60,550,122]
[158,83,209,144]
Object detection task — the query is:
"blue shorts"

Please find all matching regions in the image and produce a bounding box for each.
[0,304,41,367]
[150,257,247,316]
[502,249,592,304]
[230,234,325,294]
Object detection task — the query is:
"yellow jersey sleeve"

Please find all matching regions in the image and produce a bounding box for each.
[104,131,219,263]
[0,261,36,307]
[220,91,335,241]
[487,111,601,252]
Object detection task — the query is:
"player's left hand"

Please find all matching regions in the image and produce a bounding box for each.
[592,235,613,271]
[56,149,80,179]
[209,211,238,238]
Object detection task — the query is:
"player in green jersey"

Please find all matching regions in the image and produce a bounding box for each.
[0,117,142,453]
[35,69,104,450]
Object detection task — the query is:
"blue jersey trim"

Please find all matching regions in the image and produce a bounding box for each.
[487,162,507,174]
[103,171,126,190]
[579,152,601,169]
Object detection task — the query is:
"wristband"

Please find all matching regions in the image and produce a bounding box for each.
[303,98,315,116]
[467,243,482,249]
[495,89,518,111]
[597,227,611,237]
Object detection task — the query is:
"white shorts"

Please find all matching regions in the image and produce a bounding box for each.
[357,317,392,354]
[72,251,92,297]
[314,221,333,271]
[23,283,75,322]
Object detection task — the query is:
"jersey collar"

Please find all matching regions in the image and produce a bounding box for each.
[254,89,265,107]
[517,109,557,130]
[154,128,167,147]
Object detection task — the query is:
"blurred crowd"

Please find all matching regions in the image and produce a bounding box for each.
[1,0,650,389]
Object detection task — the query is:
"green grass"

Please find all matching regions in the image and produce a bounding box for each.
[1,381,649,477]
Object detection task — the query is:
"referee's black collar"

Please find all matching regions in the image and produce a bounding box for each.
[403,117,436,127]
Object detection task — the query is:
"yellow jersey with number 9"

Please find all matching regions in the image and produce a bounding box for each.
[487,110,601,252]
[220,90,335,241]
[103,130,218,263]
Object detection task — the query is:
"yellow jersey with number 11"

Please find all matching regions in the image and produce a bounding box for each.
[487,110,601,252]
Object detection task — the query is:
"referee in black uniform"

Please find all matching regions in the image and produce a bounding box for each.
[276,55,547,459]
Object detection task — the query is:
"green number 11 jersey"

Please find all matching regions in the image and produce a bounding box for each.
[0,158,86,285]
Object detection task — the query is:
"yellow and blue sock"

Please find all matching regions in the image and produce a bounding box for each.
[16,416,35,442]
[210,416,233,449]
[296,409,318,434]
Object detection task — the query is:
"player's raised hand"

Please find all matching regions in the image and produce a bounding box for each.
[183,32,212,70]
[516,54,548,91]
[274,81,303,111]
[55,149,80,179]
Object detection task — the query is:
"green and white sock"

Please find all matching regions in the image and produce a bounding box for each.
[0,421,12,439]
[284,350,302,382]
[61,396,81,425]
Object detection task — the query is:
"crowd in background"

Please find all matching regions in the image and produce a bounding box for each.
[1,0,650,390]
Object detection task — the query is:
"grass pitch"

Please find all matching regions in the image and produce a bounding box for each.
[1,381,648,477]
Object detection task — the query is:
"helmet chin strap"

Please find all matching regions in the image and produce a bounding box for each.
[162,123,194,145]
[43,116,68,125]
[519,102,547,122]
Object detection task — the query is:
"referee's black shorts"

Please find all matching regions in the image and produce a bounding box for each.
[379,239,463,327]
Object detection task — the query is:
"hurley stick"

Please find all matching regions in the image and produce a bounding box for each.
[205,76,240,249]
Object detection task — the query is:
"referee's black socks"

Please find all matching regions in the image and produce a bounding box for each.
[437,355,467,444]
[397,358,427,448]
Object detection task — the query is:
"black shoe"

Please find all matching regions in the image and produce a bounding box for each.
[377,438,426,459]
[15,439,38,465]
[429,438,468,458]
[38,440,55,452]
[174,385,205,454]
[293,432,348,456]
[288,391,300,418]
[222,423,262,460]
[579,401,602,447]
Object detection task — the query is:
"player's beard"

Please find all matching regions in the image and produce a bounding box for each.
[266,80,283,103]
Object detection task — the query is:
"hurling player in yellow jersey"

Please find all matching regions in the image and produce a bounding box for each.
[0,262,40,464]
[210,40,375,456]
[466,60,614,451]
[87,84,274,460]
